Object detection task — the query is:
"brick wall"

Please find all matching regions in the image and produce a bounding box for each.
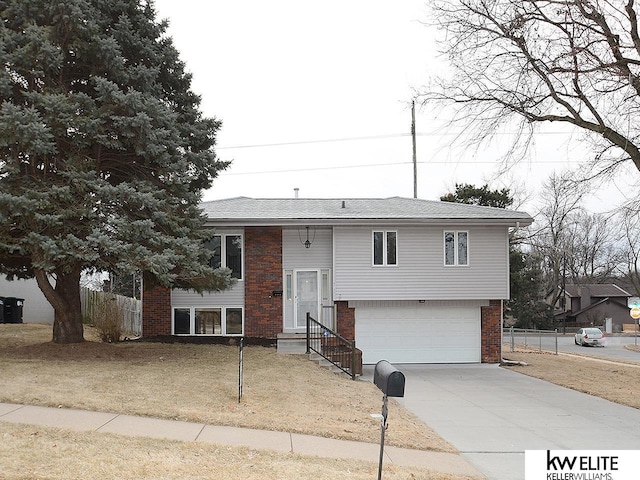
[244,226,283,339]
[481,299,503,363]
[142,282,172,336]
[335,301,355,341]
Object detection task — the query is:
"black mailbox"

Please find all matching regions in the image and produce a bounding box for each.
[373,360,405,397]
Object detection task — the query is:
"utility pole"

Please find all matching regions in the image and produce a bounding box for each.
[561,255,566,334]
[411,99,417,199]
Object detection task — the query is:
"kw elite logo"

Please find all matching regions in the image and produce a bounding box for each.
[546,451,617,480]
[525,450,637,480]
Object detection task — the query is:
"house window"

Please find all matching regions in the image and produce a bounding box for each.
[195,308,221,334]
[286,272,292,301]
[174,308,190,335]
[173,307,244,335]
[444,231,468,266]
[321,270,330,302]
[226,236,242,279]
[204,234,243,279]
[373,230,397,266]
[226,308,243,335]
[204,236,222,269]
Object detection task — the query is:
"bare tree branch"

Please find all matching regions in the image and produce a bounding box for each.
[615,205,640,295]
[421,0,640,177]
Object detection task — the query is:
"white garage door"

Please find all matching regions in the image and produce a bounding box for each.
[355,304,481,364]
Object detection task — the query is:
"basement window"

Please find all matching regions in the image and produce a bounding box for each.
[172,307,244,335]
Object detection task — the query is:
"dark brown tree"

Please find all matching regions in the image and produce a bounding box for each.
[422,0,640,179]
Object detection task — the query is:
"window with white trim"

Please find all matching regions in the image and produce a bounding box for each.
[373,230,397,266]
[444,231,468,266]
[285,272,292,301]
[173,307,244,335]
[321,270,331,302]
[204,234,243,279]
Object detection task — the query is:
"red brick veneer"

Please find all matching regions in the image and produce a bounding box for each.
[481,299,503,363]
[335,301,355,341]
[244,226,283,339]
[142,282,172,336]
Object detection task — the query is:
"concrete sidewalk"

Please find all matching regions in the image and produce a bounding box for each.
[0,402,483,478]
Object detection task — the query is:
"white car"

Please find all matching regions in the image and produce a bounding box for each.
[574,328,605,347]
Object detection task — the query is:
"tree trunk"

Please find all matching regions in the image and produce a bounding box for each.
[34,266,85,344]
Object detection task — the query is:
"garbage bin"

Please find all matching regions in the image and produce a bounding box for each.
[0,297,4,323]
[3,297,24,324]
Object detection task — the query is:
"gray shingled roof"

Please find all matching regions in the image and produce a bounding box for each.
[200,196,534,226]
[564,284,631,298]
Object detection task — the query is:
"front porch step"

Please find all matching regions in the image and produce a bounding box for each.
[278,335,358,378]
[276,333,307,354]
[308,352,356,378]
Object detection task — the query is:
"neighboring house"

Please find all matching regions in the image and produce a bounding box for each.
[142,197,533,364]
[0,277,54,324]
[554,284,632,333]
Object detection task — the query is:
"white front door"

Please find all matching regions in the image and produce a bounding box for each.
[294,270,320,328]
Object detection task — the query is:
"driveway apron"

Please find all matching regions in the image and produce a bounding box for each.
[380,364,640,480]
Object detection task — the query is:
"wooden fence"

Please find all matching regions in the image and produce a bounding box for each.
[80,288,142,336]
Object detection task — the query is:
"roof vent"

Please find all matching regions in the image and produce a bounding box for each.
[294,188,299,199]
[341,200,346,208]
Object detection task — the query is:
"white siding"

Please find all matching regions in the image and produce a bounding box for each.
[334,225,509,301]
[283,227,332,269]
[171,283,245,307]
[0,277,54,324]
[349,300,489,309]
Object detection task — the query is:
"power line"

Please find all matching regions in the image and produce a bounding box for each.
[217,130,572,150]
[217,133,409,150]
[223,162,408,176]
[221,159,581,176]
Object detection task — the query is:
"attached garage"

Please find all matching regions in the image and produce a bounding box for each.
[354,301,482,364]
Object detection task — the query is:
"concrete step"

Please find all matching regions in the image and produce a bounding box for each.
[308,352,355,377]
[278,337,358,378]
[276,333,307,354]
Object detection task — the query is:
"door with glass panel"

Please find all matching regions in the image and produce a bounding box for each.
[294,270,320,328]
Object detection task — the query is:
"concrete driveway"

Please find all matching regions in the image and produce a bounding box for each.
[366,364,640,480]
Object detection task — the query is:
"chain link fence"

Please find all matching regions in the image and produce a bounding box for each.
[503,327,559,354]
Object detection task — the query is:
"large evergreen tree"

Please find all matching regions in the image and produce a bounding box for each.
[0,0,232,343]
[440,183,513,209]
[508,248,553,329]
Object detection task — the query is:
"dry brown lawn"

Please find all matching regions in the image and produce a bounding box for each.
[0,423,473,480]
[0,324,478,480]
[0,324,450,452]
[502,346,640,409]
[11,326,639,479]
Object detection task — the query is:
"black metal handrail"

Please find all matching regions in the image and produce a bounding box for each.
[306,312,360,380]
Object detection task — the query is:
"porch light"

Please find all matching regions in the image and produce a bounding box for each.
[299,226,315,249]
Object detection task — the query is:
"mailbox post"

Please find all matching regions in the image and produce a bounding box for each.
[373,360,405,480]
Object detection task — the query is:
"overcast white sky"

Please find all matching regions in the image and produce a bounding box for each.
[153,0,634,213]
